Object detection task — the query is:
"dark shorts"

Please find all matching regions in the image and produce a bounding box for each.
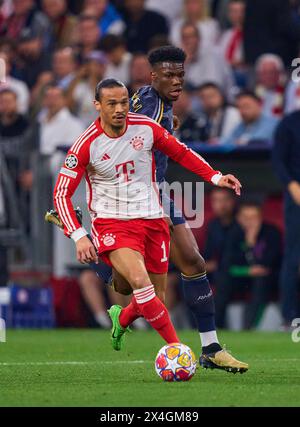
[161,192,186,226]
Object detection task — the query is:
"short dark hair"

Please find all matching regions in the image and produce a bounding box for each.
[99,34,126,53]
[235,90,261,103]
[210,186,236,198]
[198,82,223,93]
[148,45,186,67]
[229,0,245,4]
[95,78,126,101]
[79,14,99,25]
[238,200,262,212]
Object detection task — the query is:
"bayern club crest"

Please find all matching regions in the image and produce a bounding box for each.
[101,233,116,247]
[131,136,144,151]
[65,154,78,169]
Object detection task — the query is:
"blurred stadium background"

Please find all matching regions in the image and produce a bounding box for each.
[0,0,300,333]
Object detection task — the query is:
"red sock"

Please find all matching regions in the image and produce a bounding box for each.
[134,285,179,344]
[119,297,141,328]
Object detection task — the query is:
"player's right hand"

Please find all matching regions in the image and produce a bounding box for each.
[218,174,242,196]
[75,236,99,264]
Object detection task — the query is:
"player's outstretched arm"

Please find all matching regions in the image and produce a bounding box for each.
[153,125,242,195]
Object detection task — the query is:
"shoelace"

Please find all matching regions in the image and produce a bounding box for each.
[220,344,232,356]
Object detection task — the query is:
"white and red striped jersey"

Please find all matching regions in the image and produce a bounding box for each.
[53,112,221,240]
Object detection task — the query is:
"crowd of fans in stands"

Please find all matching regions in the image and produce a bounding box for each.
[1,0,300,329]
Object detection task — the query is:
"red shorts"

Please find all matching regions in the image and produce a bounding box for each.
[91,218,170,274]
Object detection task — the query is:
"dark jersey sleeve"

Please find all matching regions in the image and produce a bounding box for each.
[130,86,164,124]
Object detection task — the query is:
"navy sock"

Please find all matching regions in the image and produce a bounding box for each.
[90,261,112,284]
[182,273,216,333]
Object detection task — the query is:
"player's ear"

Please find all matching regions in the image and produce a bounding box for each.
[151,71,157,81]
[94,99,101,112]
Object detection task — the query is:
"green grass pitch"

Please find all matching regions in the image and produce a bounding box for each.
[0,329,299,407]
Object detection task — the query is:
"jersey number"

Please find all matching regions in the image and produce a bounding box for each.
[161,241,168,263]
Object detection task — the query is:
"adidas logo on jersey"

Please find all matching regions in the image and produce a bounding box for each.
[101,153,111,161]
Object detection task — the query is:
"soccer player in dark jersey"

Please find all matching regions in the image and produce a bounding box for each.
[126,46,248,372]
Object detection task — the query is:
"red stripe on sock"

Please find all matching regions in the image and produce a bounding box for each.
[137,295,179,344]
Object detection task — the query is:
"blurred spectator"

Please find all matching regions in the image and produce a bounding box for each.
[67,51,107,126]
[180,22,234,98]
[254,54,286,118]
[0,0,52,48]
[0,88,34,188]
[31,47,78,117]
[38,84,84,156]
[215,202,282,329]
[273,111,300,326]
[0,51,30,114]
[146,0,183,26]
[122,0,169,53]
[171,0,220,51]
[74,15,101,60]
[127,53,151,96]
[244,0,300,67]
[78,269,111,329]
[197,82,240,143]
[221,91,278,146]
[42,0,78,49]
[218,0,245,86]
[14,27,52,89]
[173,83,240,144]
[0,37,16,66]
[49,47,78,90]
[204,187,237,283]
[83,0,125,36]
[100,34,132,85]
[211,0,231,29]
[173,88,208,143]
[0,1,4,30]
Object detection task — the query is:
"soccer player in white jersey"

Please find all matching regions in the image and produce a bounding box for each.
[53,78,244,356]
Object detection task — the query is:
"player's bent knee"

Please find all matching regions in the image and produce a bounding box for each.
[113,280,132,296]
[179,250,206,276]
[126,273,150,290]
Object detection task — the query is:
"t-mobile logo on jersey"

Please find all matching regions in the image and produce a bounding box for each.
[115,160,135,182]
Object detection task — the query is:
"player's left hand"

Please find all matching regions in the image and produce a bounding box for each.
[217,174,242,196]
[76,236,99,264]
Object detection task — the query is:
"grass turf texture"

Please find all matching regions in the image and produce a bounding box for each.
[0,329,299,407]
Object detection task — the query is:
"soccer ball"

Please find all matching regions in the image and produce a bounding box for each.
[155,343,197,381]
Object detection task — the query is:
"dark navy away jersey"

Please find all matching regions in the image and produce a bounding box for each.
[130,85,173,183]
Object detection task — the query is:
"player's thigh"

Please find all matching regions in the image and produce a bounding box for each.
[169,222,205,273]
[149,272,168,303]
[144,218,170,275]
[108,248,151,290]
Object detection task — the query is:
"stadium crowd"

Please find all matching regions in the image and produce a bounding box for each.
[1,0,300,330]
